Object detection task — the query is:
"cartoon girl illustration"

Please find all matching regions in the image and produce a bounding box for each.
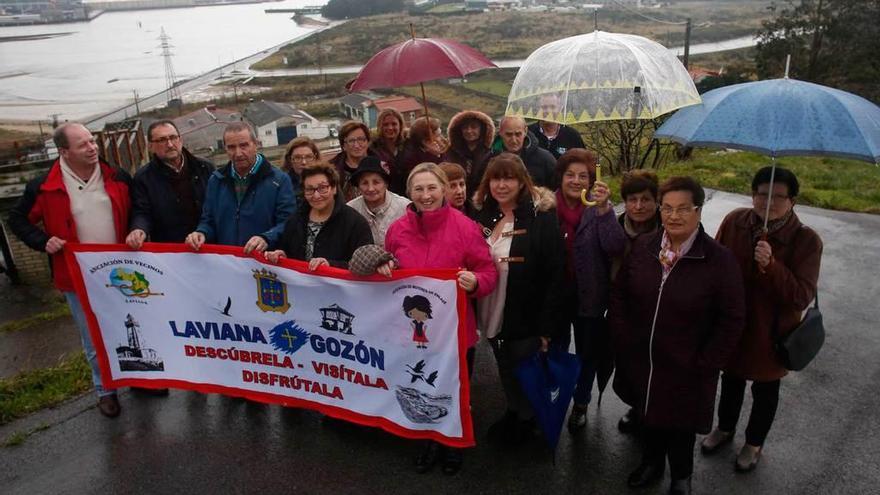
[403,295,433,349]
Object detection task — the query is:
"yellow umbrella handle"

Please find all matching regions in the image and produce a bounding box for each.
[581,164,603,206]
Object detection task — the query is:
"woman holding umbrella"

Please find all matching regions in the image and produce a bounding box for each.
[265,162,373,270]
[561,149,626,432]
[370,108,406,172]
[472,153,566,447]
[702,166,822,472]
[446,110,495,193]
[394,117,448,194]
[331,121,374,201]
[609,176,745,495]
[359,163,497,475]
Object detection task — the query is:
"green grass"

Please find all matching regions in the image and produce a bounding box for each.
[0,301,70,334]
[657,150,880,214]
[0,352,92,426]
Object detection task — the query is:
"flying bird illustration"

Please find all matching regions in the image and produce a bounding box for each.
[217,296,232,316]
[405,360,437,387]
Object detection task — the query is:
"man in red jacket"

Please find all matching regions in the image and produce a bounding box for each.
[7,122,131,418]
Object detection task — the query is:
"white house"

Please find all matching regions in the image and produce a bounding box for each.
[243,100,329,147]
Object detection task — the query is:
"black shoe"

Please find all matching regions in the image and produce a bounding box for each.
[441,447,463,475]
[414,441,441,474]
[487,410,518,444]
[97,394,121,418]
[669,477,692,495]
[618,408,639,434]
[627,461,665,488]
[568,404,588,434]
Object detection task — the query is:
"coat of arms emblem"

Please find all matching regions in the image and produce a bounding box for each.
[253,269,291,313]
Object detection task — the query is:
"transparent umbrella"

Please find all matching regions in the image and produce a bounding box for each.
[505,31,701,124]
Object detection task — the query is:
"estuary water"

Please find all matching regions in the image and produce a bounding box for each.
[0,0,326,121]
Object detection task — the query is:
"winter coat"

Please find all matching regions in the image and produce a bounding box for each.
[527,122,586,159]
[278,195,373,269]
[384,203,498,348]
[608,227,745,433]
[129,148,214,243]
[473,188,566,341]
[447,110,495,193]
[370,138,404,177]
[491,131,558,190]
[392,143,447,195]
[611,211,661,281]
[346,190,410,249]
[195,156,295,248]
[7,160,131,291]
[715,208,822,382]
[572,204,627,317]
[330,151,368,202]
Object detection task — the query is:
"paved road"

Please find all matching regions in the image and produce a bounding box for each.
[1,190,878,494]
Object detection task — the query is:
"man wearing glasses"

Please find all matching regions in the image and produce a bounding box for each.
[185,122,295,254]
[126,120,216,249]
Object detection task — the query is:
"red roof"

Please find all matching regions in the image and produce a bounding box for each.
[370,95,424,114]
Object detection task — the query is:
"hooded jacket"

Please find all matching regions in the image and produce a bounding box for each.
[195,156,295,248]
[384,203,498,348]
[129,148,215,243]
[491,131,558,190]
[7,160,131,291]
[472,187,566,341]
[446,110,495,193]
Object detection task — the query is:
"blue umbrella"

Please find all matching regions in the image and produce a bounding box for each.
[515,348,581,458]
[655,76,880,227]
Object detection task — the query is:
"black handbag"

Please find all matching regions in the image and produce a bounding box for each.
[774,294,825,371]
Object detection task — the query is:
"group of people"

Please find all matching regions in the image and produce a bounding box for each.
[8,106,822,494]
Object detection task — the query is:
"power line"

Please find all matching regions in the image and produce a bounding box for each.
[608,0,689,26]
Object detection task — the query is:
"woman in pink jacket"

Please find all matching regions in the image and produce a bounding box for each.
[379,162,498,476]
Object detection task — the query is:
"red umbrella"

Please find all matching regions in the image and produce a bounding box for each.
[346,26,497,119]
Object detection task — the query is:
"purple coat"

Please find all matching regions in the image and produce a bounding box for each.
[572,206,626,317]
[608,227,745,434]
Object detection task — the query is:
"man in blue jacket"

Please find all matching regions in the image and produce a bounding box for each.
[185,122,295,253]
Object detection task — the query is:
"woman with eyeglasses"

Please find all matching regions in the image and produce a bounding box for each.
[609,176,745,495]
[472,153,566,447]
[266,162,373,270]
[557,149,626,433]
[393,117,448,195]
[331,120,375,201]
[613,169,662,434]
[282,136,321,204]
[702,166,822,473]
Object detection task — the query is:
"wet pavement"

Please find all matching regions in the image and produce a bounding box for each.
[1,190,879,494]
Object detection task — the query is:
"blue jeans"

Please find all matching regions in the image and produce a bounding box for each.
[64,291,114,397]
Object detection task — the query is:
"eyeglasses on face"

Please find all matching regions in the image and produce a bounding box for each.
[753,192,790,201]
[290,154,316,163]
[150,134,180,144]
[344,136,368,146]
[659,205,700,217]
[304,184,331,197]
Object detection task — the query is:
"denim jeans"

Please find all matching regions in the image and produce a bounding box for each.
[63,291,114,397]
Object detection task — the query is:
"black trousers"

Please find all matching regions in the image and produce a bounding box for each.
[717,372,781,447]
[489,336,541,420]
[642,427,696,480]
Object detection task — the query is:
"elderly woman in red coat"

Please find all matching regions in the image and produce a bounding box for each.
[701,166,822,473]
[609,176,745,495]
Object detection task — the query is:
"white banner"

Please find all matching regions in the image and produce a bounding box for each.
[65,243,473,447]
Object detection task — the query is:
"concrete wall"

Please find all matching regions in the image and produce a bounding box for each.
[0,217,51,286]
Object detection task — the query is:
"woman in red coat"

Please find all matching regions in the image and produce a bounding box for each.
[609,176,745,495]
[701,166,822,472]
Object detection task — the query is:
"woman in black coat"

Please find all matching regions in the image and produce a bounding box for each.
[472,152,566,447]
[608,176,745,495]
[266,162,373,270]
